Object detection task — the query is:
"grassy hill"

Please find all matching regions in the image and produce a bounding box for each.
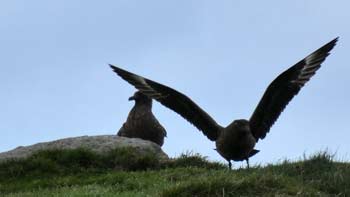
[0,148,348,196]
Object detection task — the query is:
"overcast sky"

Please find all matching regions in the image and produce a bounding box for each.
[1,1,349,167]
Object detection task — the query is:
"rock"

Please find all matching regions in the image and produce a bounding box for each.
[0,135,168,162]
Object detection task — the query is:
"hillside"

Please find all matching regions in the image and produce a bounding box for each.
[0,148,348,196]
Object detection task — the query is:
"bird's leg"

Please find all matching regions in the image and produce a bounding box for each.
[228,160,232,170]
[246,158,250,169]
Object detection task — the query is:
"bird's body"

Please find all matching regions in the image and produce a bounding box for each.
[216,120,256,162]
[118,91,167,146]
[110,38,338,168]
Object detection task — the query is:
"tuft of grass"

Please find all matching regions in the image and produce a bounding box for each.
[163,151,226,170]
[102,147,161,171]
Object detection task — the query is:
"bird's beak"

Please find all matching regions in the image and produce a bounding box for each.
[128,96,135,101]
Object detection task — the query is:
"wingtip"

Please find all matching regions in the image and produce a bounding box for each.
[314,37,339,56]
[330,36,339,46]
[327,37,339,49]
[109,64,125,75]
[109,64,117,70]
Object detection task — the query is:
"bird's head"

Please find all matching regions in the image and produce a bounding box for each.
[231,119,250,133]
[128,91,152,105]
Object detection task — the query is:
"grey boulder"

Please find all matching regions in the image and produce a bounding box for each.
[0,135,168,162]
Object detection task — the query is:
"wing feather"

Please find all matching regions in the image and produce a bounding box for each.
[249,38,338,141]
[110,65,222,141]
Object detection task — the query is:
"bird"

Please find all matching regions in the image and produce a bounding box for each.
[117,91,167,146]
[110,38,338,169]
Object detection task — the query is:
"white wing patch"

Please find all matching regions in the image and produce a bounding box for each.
[291,53,323,87]
[129,75,167,100]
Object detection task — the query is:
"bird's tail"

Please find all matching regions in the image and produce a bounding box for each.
[249,149,260,158]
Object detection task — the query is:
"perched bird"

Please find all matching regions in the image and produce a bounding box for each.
[110,38,338,169]
[117,91,167,146]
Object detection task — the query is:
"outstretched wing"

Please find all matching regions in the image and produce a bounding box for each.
[249,38,338,141]
[110,65,222,141]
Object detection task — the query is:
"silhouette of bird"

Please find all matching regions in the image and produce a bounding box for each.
[110,38,338,169]
[117,91,167,146]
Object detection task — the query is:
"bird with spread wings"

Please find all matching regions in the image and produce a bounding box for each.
[110,38,338,169]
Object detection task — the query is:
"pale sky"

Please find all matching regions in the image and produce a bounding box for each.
[1,1,349,166]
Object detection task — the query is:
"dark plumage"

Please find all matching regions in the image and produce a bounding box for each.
[110,38,338,169]
[117,91,167,146]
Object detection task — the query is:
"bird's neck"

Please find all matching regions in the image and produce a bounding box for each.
[137,99,152,105]
[133,101,153,110]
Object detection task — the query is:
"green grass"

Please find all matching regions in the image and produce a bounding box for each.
[0,148,349,196]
